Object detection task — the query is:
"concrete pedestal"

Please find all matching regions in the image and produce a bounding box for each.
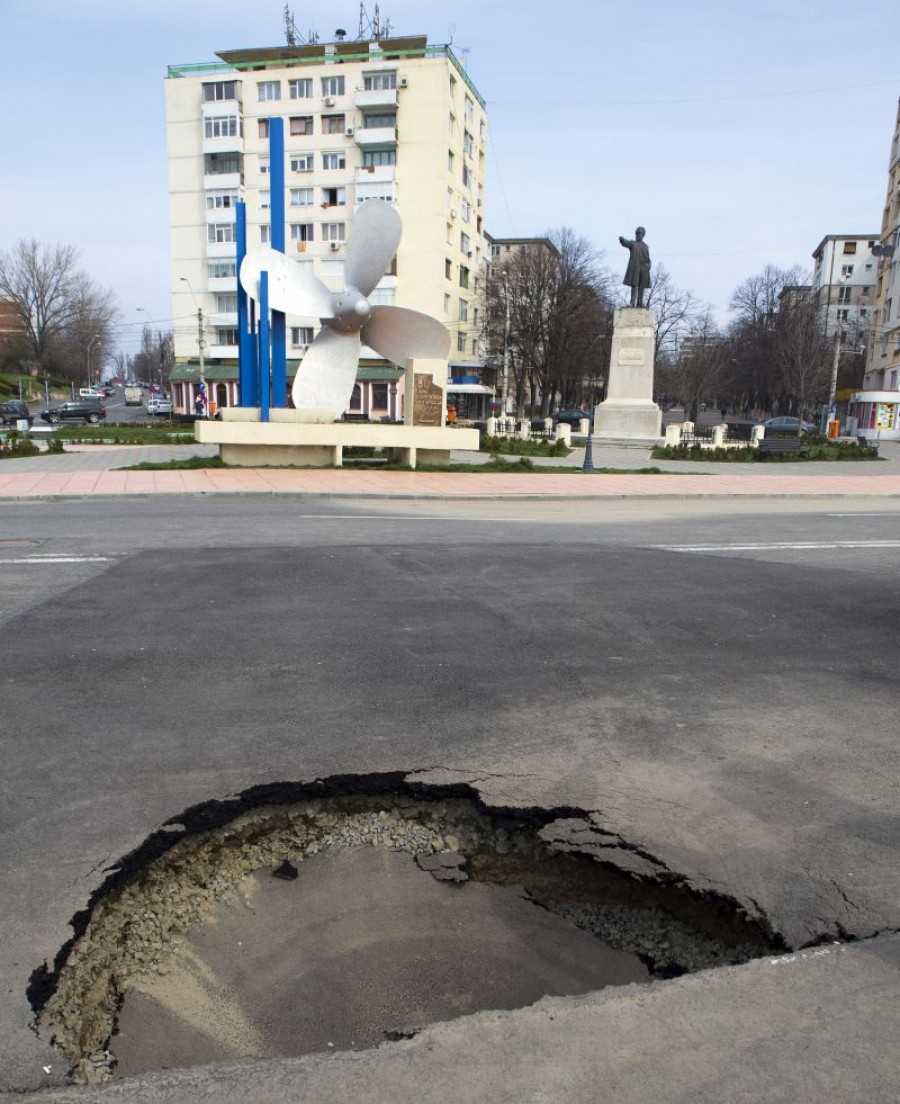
[595,308,662,444]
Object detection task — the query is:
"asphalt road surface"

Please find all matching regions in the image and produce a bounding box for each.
[2,494,899,1098]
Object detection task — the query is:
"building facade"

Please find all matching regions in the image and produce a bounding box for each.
[164,34,488,416]
[811,234,879,340]
[863,99,900,392]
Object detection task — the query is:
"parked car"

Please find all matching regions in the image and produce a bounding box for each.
[0,400,34,427]
[79,388,105,400]
[101,384,115,397]
[146,397,173,416]
[554,409,592,429]
[760,416,818,436]
[40,400,106,425]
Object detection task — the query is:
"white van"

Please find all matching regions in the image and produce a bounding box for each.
[79,388,104,400]
[124,386,143,406]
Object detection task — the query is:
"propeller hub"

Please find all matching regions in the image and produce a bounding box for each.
[327,290,371,333]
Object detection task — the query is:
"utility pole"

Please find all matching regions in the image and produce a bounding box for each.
[197,307,207,416]
[825,325,843,433]
[501,273,510,416]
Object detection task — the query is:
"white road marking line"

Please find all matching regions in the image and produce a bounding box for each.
[0,556,113,565]
[651,541,900,553]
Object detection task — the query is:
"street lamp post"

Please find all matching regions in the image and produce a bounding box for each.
[180,277,207,416]
[86,334,101,389]
[581,373,605,473]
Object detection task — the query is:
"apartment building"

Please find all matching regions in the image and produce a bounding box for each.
[164,33,488,413]
[811,234,879,339]
[863,99,900,392]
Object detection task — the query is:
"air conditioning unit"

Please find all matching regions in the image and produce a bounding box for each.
[399,76,408,88]
[324,96,336,107]
[345,127,354,136]
[330,241,341,251]
[450,208,457,219]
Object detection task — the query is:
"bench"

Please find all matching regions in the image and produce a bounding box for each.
[758,436,808,458]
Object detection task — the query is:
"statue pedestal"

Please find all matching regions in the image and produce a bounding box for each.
[595,307,662,444]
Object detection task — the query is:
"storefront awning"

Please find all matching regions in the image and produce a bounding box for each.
[446,383,494,394]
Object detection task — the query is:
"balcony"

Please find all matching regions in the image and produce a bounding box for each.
[203,171,242,191]
[355,126,397,148]
[207,276,238,293]
[207,343,238,359]
[210,311,238,327]
[355,165,397,184]
[353,88,398,110]
[202,133,244,156]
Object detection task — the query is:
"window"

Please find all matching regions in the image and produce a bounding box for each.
[207,223,236,243]
[444,294,451,313]
[290,223,313,242]
[258,119,270,139]
[258,190,270,209]
[204,152,241,176]
[290,188,314,206]
[362,148,396,167]
[203,80,237,102]
[322,186,346,206]
[458,298,468,321]
[843,241,857,254]
[837,309,849,321]
[462,164,473,190]
[204,115,239,138]
[291,153,314,172]
[459,265,470,288]
[460,198,471,222]
[216,293,238,313]
[349,384,362,410]
[464,96,474,123]
[460,232,470,254]
[291,326,314,346]
[472,338,479,355]
[320,259,345,279]
[368,288,395,306]
[321,75,345,97]
[322,151,346,170]
[216,328,240,345]
[258,81,281,101]
[208,260,237,279]
[862,286,871,295]
[457,332,466,352]
[322,114,346,134]
[841,264,854,278]
[445,258,452,279]
[322,222,346,242]
[260,225,271,243]
[206,191,238,209]
[289,78,312,99]
[259,156,270,174]
[364,71,397,90]
[464,130,475,157]
[364,112,396,129]
[371,383,388,409]
[448,150,455,172]
[837,286,852,303]
[290,115,313,135]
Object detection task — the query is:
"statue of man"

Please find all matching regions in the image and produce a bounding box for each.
[619,227,651,308]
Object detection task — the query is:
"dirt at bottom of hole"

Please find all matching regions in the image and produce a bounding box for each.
[111,847,649,1076]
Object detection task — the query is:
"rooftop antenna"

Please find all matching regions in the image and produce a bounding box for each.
[283,4,318,45]
[356,2,391,41]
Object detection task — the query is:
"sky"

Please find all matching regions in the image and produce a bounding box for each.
[1,0,898,359]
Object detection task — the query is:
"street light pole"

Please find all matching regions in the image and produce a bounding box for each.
[86,334,100,388]
[180,277,207,416]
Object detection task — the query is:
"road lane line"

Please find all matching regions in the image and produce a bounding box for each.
[651,540,900,553]
[0,556,114,565]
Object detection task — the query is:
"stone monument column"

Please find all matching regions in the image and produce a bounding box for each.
[594,308,662,443]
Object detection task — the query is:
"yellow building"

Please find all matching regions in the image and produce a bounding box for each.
[164,33,488,413]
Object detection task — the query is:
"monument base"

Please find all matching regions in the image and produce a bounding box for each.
[196,410,476,469]
[594,400,662,443]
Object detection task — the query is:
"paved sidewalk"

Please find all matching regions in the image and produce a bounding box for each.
[1,441,899,499]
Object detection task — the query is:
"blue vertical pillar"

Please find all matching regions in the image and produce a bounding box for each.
[236,201,254,407]
[259,271,270,423]
[269,117,287,407]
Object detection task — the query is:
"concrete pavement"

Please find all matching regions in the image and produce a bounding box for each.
[1,440,899,499]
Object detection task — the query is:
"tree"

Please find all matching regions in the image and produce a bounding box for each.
[0,239,117,378]
[773,297,830,419]
[725,264,808,415]
[643,263,699,364]
[131,326,175,388]
[481,229,613,417]
[675,310,726,422]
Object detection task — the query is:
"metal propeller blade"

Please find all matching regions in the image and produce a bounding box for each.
[240,248,334,319]
[343,201,402,297]
[362,306,451,365]
[291,328,361,417]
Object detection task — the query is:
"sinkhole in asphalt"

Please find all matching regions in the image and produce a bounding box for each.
[31,778,784,1084]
